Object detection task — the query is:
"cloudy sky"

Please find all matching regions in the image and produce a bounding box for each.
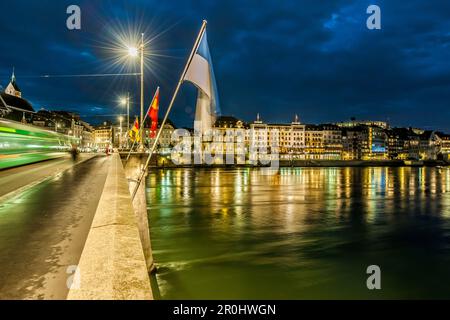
[0,0,449,130]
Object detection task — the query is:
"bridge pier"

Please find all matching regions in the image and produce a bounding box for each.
[123,153,155,273]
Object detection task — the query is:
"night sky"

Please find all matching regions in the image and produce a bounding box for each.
[0,0,449,130]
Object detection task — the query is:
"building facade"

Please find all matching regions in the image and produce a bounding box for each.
[209,115,343,161]
[142,119,177,153]
[342,125,388,160]
[94,122,112,150]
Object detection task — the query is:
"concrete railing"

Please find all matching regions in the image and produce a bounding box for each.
[67,153,153,300]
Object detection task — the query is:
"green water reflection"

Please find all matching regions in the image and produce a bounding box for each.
[147,167,450,299]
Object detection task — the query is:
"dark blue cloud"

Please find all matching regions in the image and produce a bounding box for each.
[0,0,449,130]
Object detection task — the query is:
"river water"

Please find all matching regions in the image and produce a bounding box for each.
[147,167,450,299]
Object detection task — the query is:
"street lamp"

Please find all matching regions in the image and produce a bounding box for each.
[127,46,138,58]
[120,92,130,132]
[119,116,124,149]
[126,33,145,150]
[121,93,131,149]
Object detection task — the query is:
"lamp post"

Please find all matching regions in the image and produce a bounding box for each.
[121,92,130,148]
[126,33,145,150]
[140,33,144,150]
[119,116,123,149]
[122,92,130,132]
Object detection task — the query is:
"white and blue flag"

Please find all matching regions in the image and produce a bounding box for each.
[184,30,221,134]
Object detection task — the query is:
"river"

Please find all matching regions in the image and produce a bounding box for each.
[147,167,450,299]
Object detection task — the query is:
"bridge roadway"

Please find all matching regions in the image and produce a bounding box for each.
[0,154,110,299]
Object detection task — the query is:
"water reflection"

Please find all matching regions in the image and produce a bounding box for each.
[147,167,450,299]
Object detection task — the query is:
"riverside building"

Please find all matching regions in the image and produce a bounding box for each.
[210,114,342,161]
[183,115,449,163]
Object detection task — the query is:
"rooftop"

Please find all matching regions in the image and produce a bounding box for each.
[0,92,34,113]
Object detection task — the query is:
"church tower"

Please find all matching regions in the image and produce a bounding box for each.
[5,68,22,98]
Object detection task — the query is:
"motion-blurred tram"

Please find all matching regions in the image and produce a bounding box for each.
[0,118,79,170]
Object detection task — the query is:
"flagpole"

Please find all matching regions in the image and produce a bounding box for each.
[125,87,160,163]
[131,20,208,200]
[140,33,145,151]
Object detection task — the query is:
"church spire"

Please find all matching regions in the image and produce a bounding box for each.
[5,67,21,97]
[254,113,263,124]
